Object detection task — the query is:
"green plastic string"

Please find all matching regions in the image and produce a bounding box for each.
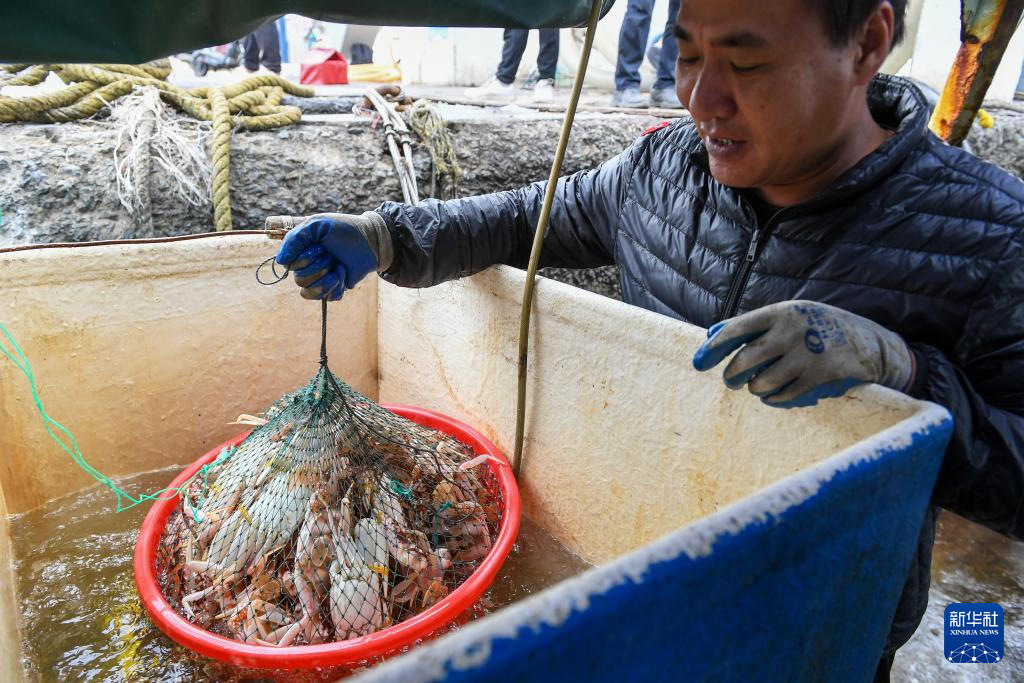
[431,500,453,548]
[0,321,234,516]
[388,478,413,500]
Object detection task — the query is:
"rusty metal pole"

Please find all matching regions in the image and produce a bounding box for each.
[929,0,1024,146]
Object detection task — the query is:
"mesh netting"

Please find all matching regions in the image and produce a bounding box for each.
[155,364,503,646]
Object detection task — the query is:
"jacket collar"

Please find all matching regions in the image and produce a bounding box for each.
[687,74,931,211]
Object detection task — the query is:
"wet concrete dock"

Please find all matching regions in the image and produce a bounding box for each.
[893,513,1023,681]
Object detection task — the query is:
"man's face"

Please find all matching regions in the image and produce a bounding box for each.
[674,0,864,201]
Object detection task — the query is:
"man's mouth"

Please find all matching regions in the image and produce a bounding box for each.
[705,135,746,157]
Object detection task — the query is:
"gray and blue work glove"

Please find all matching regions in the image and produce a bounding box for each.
[268,212,393,301]
[692,300,914,408]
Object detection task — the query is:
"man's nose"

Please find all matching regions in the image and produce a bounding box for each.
[685,66,737,122]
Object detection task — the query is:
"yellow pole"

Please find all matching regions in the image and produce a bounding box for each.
[512,0,606,479]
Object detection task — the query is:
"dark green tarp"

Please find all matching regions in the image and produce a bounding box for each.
[0,1,615,64]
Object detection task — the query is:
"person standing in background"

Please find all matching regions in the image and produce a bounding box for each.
[467,29,559,103]
[242,20,282,74]
[612,0,683,108]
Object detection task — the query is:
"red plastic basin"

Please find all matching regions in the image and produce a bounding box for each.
[134,404,520,670]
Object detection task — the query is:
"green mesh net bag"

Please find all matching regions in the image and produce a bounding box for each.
[154,307,504,647]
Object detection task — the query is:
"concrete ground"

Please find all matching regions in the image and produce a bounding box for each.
[164,57,688,118]
[893,513,1023,681]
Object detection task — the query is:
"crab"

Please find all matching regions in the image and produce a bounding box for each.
[392,529,452,611]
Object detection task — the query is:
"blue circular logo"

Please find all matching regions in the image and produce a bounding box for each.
[805,329,825,354]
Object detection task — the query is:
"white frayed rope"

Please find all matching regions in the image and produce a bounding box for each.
[111,87,212,223]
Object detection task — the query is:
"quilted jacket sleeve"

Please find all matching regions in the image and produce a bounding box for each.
[914,246,1024,540]
[373,140,643,288]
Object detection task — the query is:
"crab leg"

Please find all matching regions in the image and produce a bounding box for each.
[458,454,504,471]
[264,620,304,647]
[185,560,223,574]
[182,586,216,618]
[215,587,253,621]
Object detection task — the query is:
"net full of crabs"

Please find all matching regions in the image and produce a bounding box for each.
[154,368,504,647]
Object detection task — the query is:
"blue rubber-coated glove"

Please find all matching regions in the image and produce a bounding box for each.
[692,300,914,408]
[269,212,393,301]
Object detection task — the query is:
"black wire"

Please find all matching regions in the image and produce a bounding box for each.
[255,251,329,370]
[258,261,474,476]
[320,299,329,367]
[256,256,289,285]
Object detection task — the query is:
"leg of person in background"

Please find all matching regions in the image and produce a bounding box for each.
[612,0,655,108]
[254,21,282,74]
[650,0,683,108]
[275,17,289,65]
[466,28,527,101]
[1016,60,1024,100]
[351,44,373,65]
[242,32,261,73]
[532,29,560,103]
[495,29,530,85]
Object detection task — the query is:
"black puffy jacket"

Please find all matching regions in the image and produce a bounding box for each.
[376,74,1024,655]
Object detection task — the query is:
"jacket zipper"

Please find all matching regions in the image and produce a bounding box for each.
[721,206,782,319]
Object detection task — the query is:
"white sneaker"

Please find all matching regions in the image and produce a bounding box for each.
[466,77,516,102]
[532,79,555,103]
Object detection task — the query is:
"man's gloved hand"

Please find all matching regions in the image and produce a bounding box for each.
[692,300,914,408]
[269,212,394,301]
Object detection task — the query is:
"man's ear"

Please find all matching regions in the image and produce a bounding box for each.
[851,1,895,85]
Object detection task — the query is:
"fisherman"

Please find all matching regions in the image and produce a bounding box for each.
[271,1,1024,679]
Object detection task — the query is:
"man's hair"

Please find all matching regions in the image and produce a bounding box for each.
[805,0,908,48]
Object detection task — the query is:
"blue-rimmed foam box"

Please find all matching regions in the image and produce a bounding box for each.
[0,239,951,681]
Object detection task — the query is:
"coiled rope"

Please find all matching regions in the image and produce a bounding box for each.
[0,60,315,230]
[409,99,463,199]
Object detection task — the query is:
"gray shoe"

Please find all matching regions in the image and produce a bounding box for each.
[650,87,683,109]
[611,88,648,108]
